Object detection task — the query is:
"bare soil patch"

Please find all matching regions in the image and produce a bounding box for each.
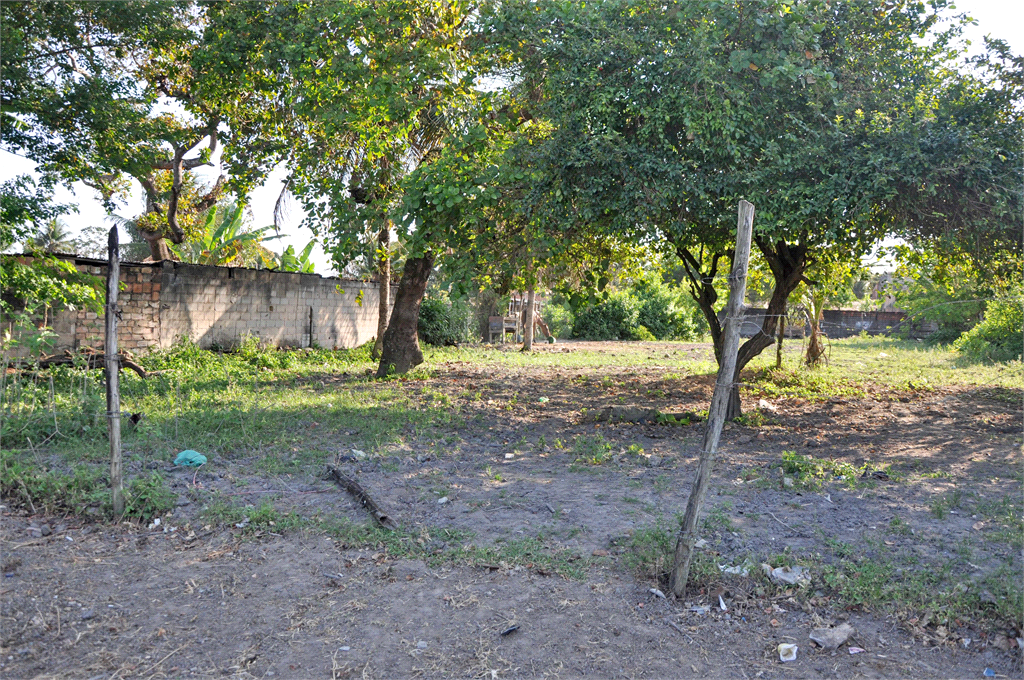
[2,341,1021,678]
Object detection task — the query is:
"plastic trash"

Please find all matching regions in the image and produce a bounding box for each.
[538,397,550,403]
[765,564,811,586]
[174,450,207,467]
[719,562,751,577]
[778,643,798,662]
[849,647,865,655]
[809,623,856,651]
[649,588,666,599]
[983,669,995,677]
[351,449,367,460]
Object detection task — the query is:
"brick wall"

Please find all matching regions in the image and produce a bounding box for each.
[26,257,384,354]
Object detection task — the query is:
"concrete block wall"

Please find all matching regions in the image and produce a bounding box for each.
[32,257,383,354]
[155,261,382,350]
[68,263,164,352]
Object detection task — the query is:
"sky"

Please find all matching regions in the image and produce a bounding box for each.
[2,0,1021,275]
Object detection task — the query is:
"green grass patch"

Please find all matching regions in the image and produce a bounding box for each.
[779,451,863,490]
[745,336,1023,394]
[1,339,463,466]
[570,434,613,466]
[625,519,717,588]
[820,555,1022,629]
[1,450,173,520]
[929,488,968,520]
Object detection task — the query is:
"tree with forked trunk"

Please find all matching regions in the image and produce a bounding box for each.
[0,1,265,261]
[489,0,1015,417]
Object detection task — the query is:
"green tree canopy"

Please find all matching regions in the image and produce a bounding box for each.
[486,0,1018,414]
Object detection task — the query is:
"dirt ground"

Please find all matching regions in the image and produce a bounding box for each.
[2,341,1021,678]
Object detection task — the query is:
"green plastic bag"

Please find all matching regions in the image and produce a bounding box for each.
[174,450,208,467]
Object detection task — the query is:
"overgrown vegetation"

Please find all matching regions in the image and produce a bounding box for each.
[953,293,1024,362]
[418,292,472,346]
[1,450,174,520]
[557,272,705,342]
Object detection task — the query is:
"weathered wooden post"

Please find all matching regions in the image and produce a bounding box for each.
[105,227,124,515]
[668,200,754,598]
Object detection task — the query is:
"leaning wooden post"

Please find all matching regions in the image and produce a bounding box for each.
[668,200,754,598]
[105,227,124,515]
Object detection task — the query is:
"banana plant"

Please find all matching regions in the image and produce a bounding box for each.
[262,239,316,273]
[170,204,278,266]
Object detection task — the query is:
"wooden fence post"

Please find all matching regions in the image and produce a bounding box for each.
[105,227,124,515]
[668,200,755,598]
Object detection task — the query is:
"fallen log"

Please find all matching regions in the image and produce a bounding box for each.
[27,349,165,379]
[323,465,397,529]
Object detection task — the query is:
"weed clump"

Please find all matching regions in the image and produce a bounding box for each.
[0,451,174,520]
[780,451,863,490]
[570,434,613,466]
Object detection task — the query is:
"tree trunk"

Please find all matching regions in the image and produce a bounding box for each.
[141,231,173,261]
[776,313,785,369]
[675,237,808,418]
[522,286,536,351]
[726,237,809,418]
[805,295,827,366]
[371,227,390,361]
[376,253,434,377]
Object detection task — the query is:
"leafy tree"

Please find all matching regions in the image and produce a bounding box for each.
[489,0,1013,416]
[801,257,867,366]
[1,175,100,350]
[1,1,274,260]
[887,38,1023,282]
[201,0,484,374]
[1,175,73,252]
[887,245,990,343]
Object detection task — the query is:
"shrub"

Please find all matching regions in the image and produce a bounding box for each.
[953,295,1023,362]
[633,278,702,340]
[570,279,703,341]
[542,300,574,339]
[418,294,471,346]
[236,334,292,369]
[572,293,640,340]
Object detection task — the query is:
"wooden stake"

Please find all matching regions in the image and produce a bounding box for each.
[668,200,754,598]
[105,227,124,516]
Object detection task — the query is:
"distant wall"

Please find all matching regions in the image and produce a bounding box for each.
[11,256,384,354]
[720,307,929,339]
